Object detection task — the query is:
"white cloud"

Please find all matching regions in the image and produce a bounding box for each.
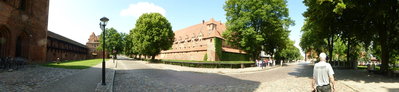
[120,2,166,17]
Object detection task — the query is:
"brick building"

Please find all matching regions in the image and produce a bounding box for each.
[0,0,91,63]
[86,32,107,59]
[46,31,88,62]
[0,0,49,63]
[157,18,248,61]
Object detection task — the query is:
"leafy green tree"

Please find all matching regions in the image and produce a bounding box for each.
[303,0,399,72]
[98,28,123,58]
[130,13,174,60]
[223,0,293,61]
[120,32,133,56]
[276,40,302,62]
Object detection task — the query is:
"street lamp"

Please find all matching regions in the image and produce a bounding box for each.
[100,17,109,85]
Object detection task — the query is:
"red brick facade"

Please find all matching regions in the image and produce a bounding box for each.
[86,32,107,59]
[0,0,49,63]
[156,18,246,61]
[1,0,91,63]
[46,31,88,62]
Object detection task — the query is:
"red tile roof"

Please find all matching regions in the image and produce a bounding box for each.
[174,18,226,40]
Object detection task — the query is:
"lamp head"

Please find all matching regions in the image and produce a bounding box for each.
[100,17,109,25]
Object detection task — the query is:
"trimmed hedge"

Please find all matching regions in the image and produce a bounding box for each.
[159,59,254,68]
[222,52,250,61]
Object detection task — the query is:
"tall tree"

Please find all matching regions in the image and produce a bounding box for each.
[303,0,399,73]
[276,40,302,62]
[98,28,123,58]
[223,0,293,61]
[130,13,174,60]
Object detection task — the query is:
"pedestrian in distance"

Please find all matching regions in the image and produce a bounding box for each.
[312,52,335,92]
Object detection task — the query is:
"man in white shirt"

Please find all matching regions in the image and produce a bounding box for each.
[312,53,335,92]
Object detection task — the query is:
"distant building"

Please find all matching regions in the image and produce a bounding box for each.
[156,18,248,61]
[86,32,107,59]
[46,31,88,61]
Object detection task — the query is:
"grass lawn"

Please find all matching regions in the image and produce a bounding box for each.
[357,65,380,70]
[42,59,109,69]
[161,59,254,64]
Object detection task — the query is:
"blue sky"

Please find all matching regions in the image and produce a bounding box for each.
[48,0,307,55]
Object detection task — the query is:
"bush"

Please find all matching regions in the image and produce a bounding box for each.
[222,52,250,61]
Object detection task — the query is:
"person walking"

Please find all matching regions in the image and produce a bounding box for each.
[312,53,335,92]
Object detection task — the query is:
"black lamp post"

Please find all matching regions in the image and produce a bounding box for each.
[100,17,109,85]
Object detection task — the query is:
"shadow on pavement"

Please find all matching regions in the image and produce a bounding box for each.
[287,63,399,84]
[114,68,261,91]
[388,88,399,92]
[287,63,313,79]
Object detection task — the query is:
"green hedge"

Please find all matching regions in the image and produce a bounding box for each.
[203,53,208,61]
[222,52,250,61]
[159,59,254,68]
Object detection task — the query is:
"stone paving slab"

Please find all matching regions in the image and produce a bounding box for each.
[135,60,285,74]
[0,65,80,92]
[334,69,399,92]
[95,60,117,92]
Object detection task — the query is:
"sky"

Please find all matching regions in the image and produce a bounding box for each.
[48,0,307,56]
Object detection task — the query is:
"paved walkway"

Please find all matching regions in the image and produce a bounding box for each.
[114,58,398,92]
[0,65,79,92]
[136,60,279,74]
[34,60,114,92]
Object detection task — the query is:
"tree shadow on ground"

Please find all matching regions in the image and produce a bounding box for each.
[387,88,399,92]
[287,63,399,84]
[114,68,261,92]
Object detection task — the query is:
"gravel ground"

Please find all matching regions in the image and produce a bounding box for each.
[0,65,80,92]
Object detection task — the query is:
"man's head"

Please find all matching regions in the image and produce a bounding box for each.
[319,52,327,61]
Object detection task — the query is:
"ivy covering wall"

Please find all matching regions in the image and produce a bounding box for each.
[214,38,249,61]
[214,38,223,60]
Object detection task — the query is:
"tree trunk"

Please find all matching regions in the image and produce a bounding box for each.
[379,29,389,74]
[330,35,334,62]
[151,55,155,61]
[347,37,350,68]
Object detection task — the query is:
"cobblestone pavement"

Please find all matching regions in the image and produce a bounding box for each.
[114,59,260,92]
[114,58,398,92]
[334,69,399,92]
[232,63,356,92]
[136,60,279,74]
[0,65,80,92]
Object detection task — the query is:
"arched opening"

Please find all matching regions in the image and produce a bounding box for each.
[0,26,11,57]
[15,31,30,58]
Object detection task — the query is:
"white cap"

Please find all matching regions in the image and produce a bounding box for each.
[319,52,327,60]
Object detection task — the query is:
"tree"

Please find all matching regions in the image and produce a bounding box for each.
[303,0,399,73]
[98,28,123,58]
[223,0,293,61]
[130,13,174,60]
[276,40,302,62]
[120,32,133,56]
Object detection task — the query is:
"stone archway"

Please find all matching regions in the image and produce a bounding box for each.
[0,26,11,57]
[15,31,30,58]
